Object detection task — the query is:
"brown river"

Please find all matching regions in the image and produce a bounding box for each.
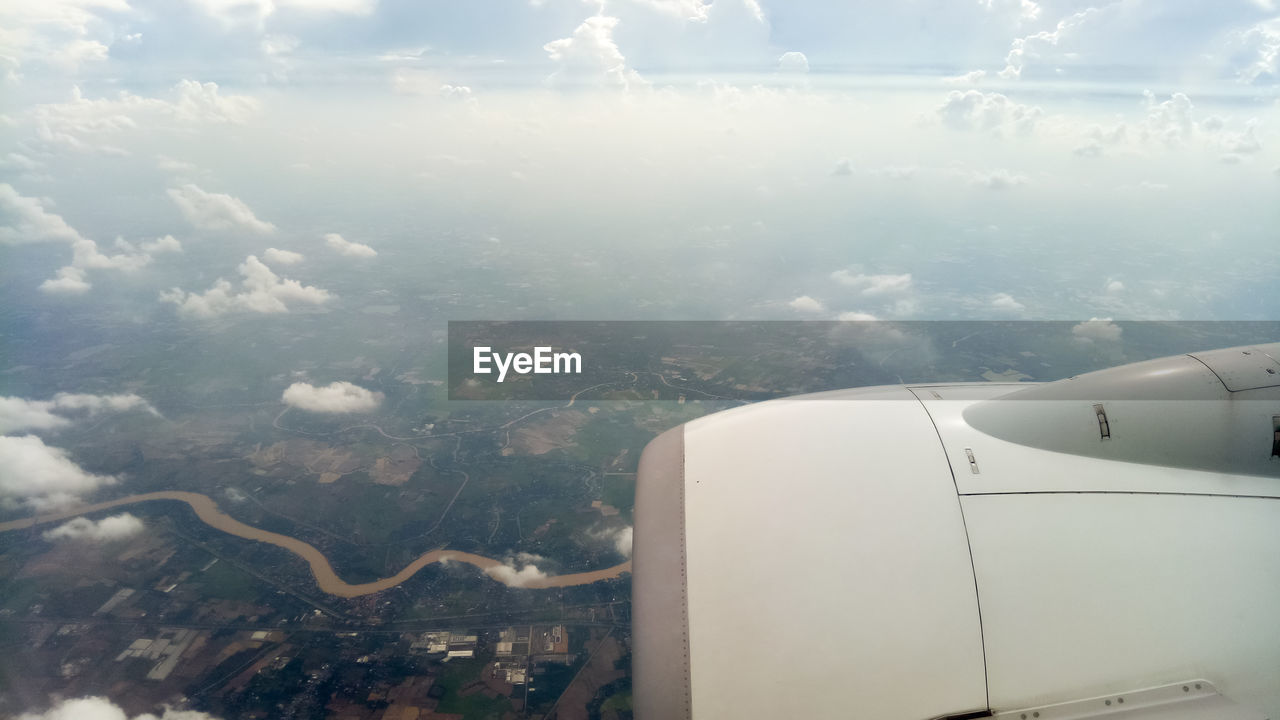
[0,491,631,598]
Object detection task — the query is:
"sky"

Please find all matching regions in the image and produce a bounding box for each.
[1,0,1279,325]
[0,4,1278,714]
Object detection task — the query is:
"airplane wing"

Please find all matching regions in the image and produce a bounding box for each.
[632,343,1280,719]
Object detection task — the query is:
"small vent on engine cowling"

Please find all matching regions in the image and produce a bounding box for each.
[1093,403,1111,440]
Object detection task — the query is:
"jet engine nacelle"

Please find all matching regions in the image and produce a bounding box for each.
[632,344,1280,719]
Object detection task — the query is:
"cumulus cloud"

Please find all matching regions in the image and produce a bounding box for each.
[589,525,634,557]
[1232,18,1279,84]
[830,270,913,296]
[788,295,825,313]
[0,184,86,244]
[609,526,632,557]
[141,235,182,253]
[1072,318,1123,342]
[991,292,1025,311]
[39,266,91,295]
[324,233,377,258]
[263,247,304,265]
[281,381,383,413]
[17,696,222,720]
[999,7,1102,80]
[544,15,647,90]
[44,513,144,542]
[168,184,275,234]
[777,51,809,73]
[73,238,151,270]
[837,311,879,321]
[484,553,551,588]
[161,255,331,317]
[936,90,1041,136]
[0,435,117,510]
[40,235,181,295]
[0,393,160,434]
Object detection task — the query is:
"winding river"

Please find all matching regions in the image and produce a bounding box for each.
[0,491,631,598]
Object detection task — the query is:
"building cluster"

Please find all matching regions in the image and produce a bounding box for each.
[492,624,574,686]
[409,630,478,659]
[115,627,199,681]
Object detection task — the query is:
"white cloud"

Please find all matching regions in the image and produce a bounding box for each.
[171,80,259,125]
[611,525,633,557]
[1073,121,1128,157]
[629,0,714,22]
[777,51,809,73]
[440,83,473,99]
[1072,317,1123,342]
[39,266,91,295]
[0,435,116,510]
[0,393,159,434]
[1105,279,1125,294]
[831,158,852,176]
[971,168,1028,189]
[141,235,182,253]
[830,270,913,296]
[168,184,275,234]
[162,256,330,317]
[44,513,144,542]
[324,233,377,257]
[836,311,878,321]
[186,0,376,28]
[999,7,1102,80]
[0,0,129,77]
[27,83,259,156]
[991,292,1025,311]
[0,184,86,244]
[156,155,197,173]
[17,696,223,720]
[980,0,1040,22]
[1,152,41,170]
[788,295,825,313]
[590,525,634,557]
[71,238,150,270]
[936,90,1041,136]
[484,553,551,587]
[262,33,301,56]
[1232,18,1279,84]
[263,247,304,265]
[544,15,647,90]
[943,69,987,86]
[40,236,165,295]
[1140,92,1195,145]
[281,381,383,413]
